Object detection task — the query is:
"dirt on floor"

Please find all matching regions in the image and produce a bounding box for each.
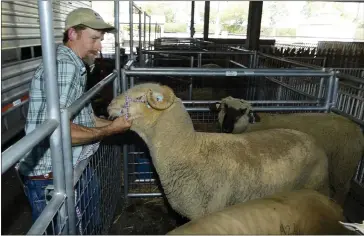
[109,197,187,235]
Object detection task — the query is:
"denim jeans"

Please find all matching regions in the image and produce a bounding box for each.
[22,166,101,235]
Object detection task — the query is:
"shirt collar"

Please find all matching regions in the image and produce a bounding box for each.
[57,44,86,74]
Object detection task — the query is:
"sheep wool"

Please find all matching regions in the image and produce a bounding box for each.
[108,83,330,220]
[212,97,364,206]
[167,189,352,235]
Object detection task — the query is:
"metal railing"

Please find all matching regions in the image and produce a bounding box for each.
[2,1,68,234]
[1,0,149,235]
[120,65,338,198]
[256,52,364,126]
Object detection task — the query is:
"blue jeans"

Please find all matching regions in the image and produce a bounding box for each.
[22,167,101,235]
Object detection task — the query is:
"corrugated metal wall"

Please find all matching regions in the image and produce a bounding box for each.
[1,0,92,144]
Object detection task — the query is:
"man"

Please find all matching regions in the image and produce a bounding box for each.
[16,7,130,233]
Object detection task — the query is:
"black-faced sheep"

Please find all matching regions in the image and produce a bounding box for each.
[107,83,330,220]
[167,189,352,235]
[209,96,364,206]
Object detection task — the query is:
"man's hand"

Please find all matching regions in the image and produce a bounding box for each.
[94,115,112,127]
[70,116,132,146]
[107,116,133,133]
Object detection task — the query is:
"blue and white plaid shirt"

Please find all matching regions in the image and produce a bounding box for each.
[18,45,100,176]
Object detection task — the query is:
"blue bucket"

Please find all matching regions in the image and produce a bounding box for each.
[135,157,152,180]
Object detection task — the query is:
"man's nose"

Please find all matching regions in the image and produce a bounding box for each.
[95,41,102,52]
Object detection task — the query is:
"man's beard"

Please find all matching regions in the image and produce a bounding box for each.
[83,52,98,65]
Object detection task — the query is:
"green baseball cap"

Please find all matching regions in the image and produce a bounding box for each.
[65,8,115,33]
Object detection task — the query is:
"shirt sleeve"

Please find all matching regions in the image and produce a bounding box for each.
[57,60,79,108]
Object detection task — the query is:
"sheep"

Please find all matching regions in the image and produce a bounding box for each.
[107,82,330,220]
[174,63,228,100]
[209,96,364,206]
[175,87,231,100]
[167,189,352,235]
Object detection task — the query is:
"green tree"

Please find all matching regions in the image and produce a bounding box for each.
[220,3,248,34]
[141,2,176,23]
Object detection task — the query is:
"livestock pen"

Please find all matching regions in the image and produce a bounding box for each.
[2,0,364,235]
[115,37,364,234]
[0,0,164,235]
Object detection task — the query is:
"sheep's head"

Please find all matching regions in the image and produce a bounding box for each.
[209,96,260,133]
[107,83,176,130]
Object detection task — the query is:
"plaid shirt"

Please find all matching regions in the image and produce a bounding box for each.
[18,45,100,176]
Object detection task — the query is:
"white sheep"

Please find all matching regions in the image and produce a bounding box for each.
[209,96,364,206]
[167,189,352,235]
[107,82,330,220]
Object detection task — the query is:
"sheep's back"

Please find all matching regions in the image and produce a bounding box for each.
[167,189,350,235]
[244,112,364,204]
[195,129,328,194]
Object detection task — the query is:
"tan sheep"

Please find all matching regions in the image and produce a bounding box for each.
[210,97,364,206]
[167,189,352,235]
[107,83,330,220]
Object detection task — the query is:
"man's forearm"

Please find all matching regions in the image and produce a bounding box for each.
[70,122,114,145]
[94,115,112,127]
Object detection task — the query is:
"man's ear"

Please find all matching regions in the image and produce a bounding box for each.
[209,102,222,112]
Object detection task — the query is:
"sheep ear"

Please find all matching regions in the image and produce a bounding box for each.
[254,112,261,122]
[209,102,221,112]
[146,86,175,110]
[248,111,261,123]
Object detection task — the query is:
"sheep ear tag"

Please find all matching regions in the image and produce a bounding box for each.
[156,95,164,102]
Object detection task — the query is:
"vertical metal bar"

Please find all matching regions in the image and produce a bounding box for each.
[197,53,202,67]
[137,10,144,67]
[155,23,157,40]
[138,10,142,59]
[252,51,257,68]
[129,0,134,60]
[121,69,128,93]
[38,0,67,232]
[148,17,151,50]
[123,144,129,200]
[249,53,253,68]
[130,75,135,88]
[324,72,335,112]
[317,77,325,100]
[38,0,65,196]
[60,109,76,234]
[190,1,195,38]
[114,0,120,97]
[189,56,194,100]
[331,74,340,107]
[143,12,146,50]
[277,77,283,100]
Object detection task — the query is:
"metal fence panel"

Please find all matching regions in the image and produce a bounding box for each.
[73,144,122,235]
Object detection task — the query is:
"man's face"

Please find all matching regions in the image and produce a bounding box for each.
[72,27,104,60]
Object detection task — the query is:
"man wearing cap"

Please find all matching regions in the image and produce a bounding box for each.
[16,8,129,233]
